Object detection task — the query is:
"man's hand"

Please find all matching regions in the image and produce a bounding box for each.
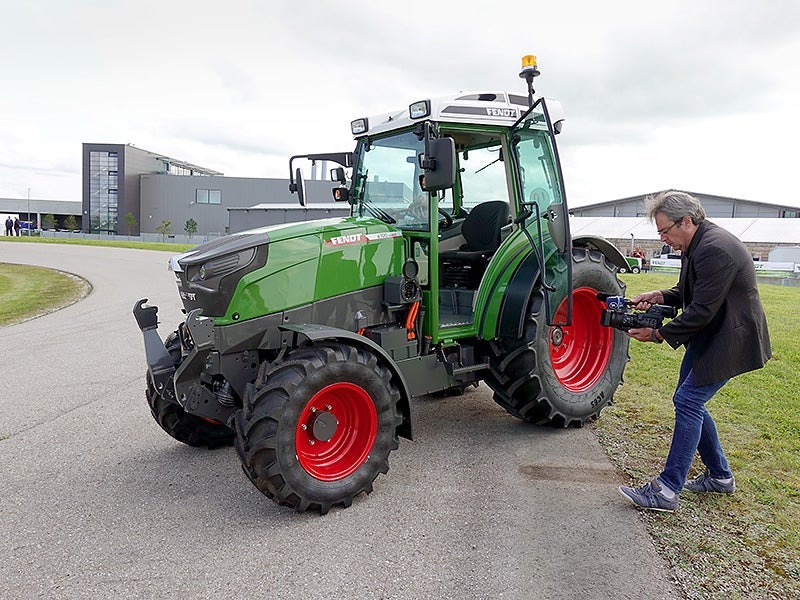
[627,327,654,342]
[629,290,664,310]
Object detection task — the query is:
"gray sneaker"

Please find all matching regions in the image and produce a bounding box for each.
[618,478,679,512]
[684,470,736,494]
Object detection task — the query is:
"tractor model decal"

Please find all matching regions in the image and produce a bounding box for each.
[325,231,402,247]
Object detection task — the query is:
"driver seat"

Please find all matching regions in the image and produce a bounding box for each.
[440,200,510,288]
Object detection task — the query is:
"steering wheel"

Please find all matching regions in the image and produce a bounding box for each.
[404,196,453,229]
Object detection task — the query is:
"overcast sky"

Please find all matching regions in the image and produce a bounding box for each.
[1,0,798,207]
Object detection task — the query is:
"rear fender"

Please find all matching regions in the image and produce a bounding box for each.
[572,235,628,272]
[279,323,413,440]
[494,235,627,340]
[496,252,541,339]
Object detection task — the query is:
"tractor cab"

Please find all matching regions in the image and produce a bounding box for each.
[345,82,572,345]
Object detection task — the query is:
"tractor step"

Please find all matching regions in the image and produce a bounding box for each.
[448,362,489,376]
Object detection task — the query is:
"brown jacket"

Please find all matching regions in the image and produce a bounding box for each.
[660,220,771,386]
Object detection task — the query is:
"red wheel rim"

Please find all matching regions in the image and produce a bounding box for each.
[295,382,378,481]
[549,287,613,392]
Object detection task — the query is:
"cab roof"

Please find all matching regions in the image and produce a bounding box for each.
[353,91,565,138]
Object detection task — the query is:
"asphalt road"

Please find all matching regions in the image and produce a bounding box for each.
[0,243,680,599]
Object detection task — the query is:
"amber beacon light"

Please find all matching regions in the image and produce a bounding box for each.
[519,54,540,77]
[519,54,541,107]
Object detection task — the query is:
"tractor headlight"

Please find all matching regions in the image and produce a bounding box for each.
[409,100,431,119]
[351,118,368,135]
[189,249,255,285]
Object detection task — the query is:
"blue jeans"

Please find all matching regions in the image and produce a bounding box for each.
[659,346,732,493]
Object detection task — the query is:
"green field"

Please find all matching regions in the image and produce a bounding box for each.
[2,238,798,597]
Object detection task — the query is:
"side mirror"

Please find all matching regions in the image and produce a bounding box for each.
[332,187,350,203]
[418,137,456,192]
[295,168,306,207]
[330,166,346,184]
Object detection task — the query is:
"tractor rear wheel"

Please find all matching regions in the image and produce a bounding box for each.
[234,342,402,513]
[486,247,629,427]
[145,332,235,449]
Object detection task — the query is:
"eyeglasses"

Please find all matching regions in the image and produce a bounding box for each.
[657,221,680,237]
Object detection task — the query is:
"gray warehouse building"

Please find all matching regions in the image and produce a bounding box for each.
[140,173,349,237]
[83,143,349,238]
[83,143,223,235]
[571,191,800,219]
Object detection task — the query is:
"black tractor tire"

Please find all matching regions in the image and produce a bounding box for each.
[145,332,235,449]
[485,247,629,427]
[234,342,402,514]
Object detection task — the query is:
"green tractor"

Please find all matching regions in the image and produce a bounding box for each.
[134,56,630,513]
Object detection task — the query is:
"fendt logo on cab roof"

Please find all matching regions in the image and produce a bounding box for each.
[485,107,517,118]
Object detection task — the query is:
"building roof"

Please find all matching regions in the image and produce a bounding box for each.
[126,144,223,176]
[572,190,800,211]
[83,143,224,176]
[0,198,81,215]
[570,216,800,244]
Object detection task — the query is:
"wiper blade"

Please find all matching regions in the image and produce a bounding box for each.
[363,201,396,224]
[475,156,500,174]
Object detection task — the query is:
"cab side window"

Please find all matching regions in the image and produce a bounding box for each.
[458,145,509,213]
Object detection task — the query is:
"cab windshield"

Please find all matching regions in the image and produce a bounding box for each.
[352,131,431,230]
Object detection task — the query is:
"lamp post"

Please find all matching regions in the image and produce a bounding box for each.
[27,188,31,236]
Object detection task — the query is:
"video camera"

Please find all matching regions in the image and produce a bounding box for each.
[597,293,678,332]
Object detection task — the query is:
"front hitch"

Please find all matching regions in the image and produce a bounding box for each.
[133,299,177,401]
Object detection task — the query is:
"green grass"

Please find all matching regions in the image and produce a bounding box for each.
[0,234,193,253]
[0,263,91,326]
[596,272,800,599]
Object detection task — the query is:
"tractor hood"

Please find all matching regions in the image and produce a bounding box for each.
[170,217,405,322]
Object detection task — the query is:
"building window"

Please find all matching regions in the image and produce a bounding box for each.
[165,161,193,176]
[88,150,120,233]
[781,210,798,218]
[196,189,221,205]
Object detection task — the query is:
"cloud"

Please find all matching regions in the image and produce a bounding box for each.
[1,0,799,207]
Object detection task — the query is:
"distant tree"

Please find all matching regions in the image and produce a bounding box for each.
[42,214,56,230]
[64,215,78,231]
[156,220,173,243]
[184,218,198,241]
[124,212,138,236]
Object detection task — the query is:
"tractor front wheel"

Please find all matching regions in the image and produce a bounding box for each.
[486,247,629,427]
[234,342,402,513]
[145,331,234,449]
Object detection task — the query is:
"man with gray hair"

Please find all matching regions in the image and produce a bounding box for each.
[618,190,771,511]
